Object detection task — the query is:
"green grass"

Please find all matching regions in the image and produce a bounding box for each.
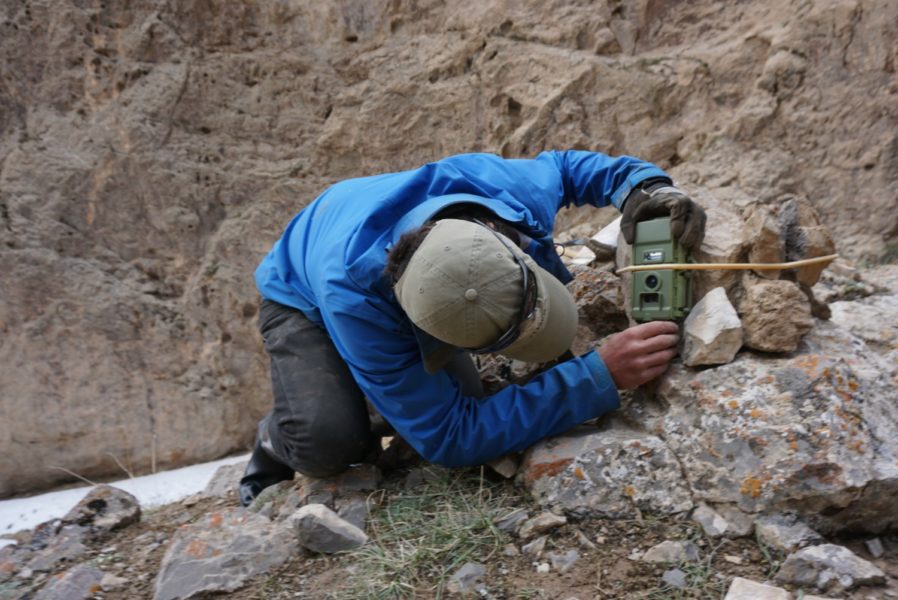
[328,467,517,599]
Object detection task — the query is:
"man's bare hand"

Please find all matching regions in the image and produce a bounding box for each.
[598,321,679,389]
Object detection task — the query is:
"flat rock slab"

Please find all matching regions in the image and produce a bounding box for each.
[62,485,140,531]
[27,525,88,572]
[153,509,297,600]
[641,540,700,564]
[33,564,105,600]
[520,428,693,518]
[724,577,791,600]
[775,543,886,592]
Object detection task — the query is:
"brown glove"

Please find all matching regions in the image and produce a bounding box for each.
[620,185,707,250]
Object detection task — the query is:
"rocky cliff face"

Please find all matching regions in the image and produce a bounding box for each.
[1,0,896,496]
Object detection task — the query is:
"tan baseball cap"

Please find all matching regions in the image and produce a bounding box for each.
[394,219,577,372]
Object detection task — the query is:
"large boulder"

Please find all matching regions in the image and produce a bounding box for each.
[522,318,898,534]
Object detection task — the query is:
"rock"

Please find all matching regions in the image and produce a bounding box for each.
[291,504,368,554]
[641,540,700,564]
[518,512,567,540]
[662,568,688,589]
[723,577,791,600]
[743,205,785,279]
[446,562,485,595]
[521,428,693,519]
[691,503,729,538]
[865,537,884,559]
[486,454,520,479]
[778,198,836,287]
[493,508,529,534]
[573,528,597,550]
[522,536,547,557]
[775,543,886,592]
[447,562,486,594]
[682,287,743,366]
[297,464,381,505]
[33,564,105,600]
[690,189,747,300]
[153,509,296,600]
[536,562,551,574]
[61,485,140,531]
[335,494,371,532]
[755,514,823,553]
[202,462,248,498]
[548,549,579,573]
[739,278,814,352]
[27,525,88,572]
[713,505,755,538]
[503,543,520,557]
[651,320,898,534]
[100,573,129,591]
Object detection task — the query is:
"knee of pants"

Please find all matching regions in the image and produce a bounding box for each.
[269,413,373,479]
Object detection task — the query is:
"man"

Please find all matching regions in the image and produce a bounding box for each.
[239,150,706,506]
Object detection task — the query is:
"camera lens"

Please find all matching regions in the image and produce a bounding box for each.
[645,274,659,289]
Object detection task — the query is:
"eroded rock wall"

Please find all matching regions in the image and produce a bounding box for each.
[1,0,896,495]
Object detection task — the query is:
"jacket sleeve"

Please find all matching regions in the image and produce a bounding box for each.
[545,150,671,210]
[320,284,621,467]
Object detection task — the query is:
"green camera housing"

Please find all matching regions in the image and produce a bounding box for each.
[629,216,692,323]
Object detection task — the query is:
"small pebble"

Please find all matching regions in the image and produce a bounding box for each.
[663,568,688,589]
[865,538,884,559]
[536,562,550,574]
[724,554,744,565]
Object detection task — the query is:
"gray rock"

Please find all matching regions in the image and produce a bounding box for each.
[521,429,693,519]
[778,198,836,287]
[486,454,520,479]
[335,495,371,532]
[446,562,485,594]
[522,536,547,557]
[202,462,248,498]
[32,564,104,600]
[723,577,791,600]
[153,508,297,600]
[548,549,579,573]
[567,266,629,340]
[775,543,886,592]
[518,512,567,540]
[713,505,755,538]
[25,525,88,572]
[61,485,140,531]
[503,543,520,557]
[653,320,898,534]
[662,568,688,589]
[682,287,743,366]
[865,537,884,559]
[641,540,700,564]
[692,503,729,538]
[739,278,814,353]
[493,508,529,534]
[291,504,368,554]
[755,514,822,553]
[100,573,129,591]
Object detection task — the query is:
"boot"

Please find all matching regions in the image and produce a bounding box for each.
[238,417,295,507]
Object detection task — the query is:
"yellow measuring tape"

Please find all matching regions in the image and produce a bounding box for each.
[616,254,839,274]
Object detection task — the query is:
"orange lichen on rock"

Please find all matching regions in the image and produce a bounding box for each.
[624,485,636,497]
[185,539,210,559]
[209,512,223,528]
[523,458,574,484]
[728,399,739,409]
[573,466,586,481]
[740,476,763,498]
[749,408,764,419]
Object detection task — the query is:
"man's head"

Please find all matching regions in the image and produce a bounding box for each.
[391,218,577,373]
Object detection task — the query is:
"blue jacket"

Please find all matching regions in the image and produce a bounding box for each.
[255,151,670,466]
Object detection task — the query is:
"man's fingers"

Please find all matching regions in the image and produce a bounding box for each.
[639,333,679,354]
[641,363,669,383]
[639,347,678,369]
[631,320,679,339]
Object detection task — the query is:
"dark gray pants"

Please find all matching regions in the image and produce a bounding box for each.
[257,300,483,477]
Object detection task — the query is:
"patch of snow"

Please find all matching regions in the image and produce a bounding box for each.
[0,454,249,537]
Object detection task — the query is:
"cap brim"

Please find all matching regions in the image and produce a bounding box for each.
[498,256,577,363]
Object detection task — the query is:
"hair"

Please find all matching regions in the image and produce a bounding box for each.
[384,204,520,283]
